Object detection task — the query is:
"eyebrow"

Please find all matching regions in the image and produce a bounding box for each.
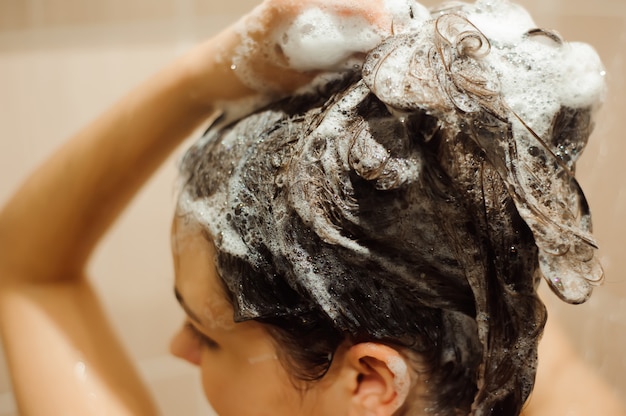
[174,287,203,325]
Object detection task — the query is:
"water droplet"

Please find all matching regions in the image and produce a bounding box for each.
[74,361,87,381]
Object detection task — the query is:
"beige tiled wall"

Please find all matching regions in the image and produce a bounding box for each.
[0,0,175,30]
[1,1,625,415]
[0,0,260,33]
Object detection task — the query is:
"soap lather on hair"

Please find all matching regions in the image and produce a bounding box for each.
[180,0,606,414]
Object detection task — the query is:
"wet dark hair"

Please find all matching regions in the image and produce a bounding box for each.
[180,73,544,414]
[178,7,601,416]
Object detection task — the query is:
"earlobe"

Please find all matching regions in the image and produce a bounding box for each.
[345,343,411,416]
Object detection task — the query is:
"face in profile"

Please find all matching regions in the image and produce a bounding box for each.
[169,216,362,416]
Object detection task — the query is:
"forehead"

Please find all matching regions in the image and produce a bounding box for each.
[171,215,235,331]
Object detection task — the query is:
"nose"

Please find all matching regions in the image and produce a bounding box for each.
[170,322,202,366]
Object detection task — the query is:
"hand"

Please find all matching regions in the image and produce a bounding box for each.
[243,0,395,90]
[202,0,396,97]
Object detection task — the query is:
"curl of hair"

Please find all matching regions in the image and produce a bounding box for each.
[179,69,556,414]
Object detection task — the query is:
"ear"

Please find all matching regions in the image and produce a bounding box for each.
[343,342,412,416]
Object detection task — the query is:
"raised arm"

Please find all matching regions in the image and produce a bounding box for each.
[0,29,244,416]
[0,0,391,283]
[0,2,391,415]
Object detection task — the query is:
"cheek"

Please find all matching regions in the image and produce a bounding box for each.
[198,352,308,416]
[199,353,250,416]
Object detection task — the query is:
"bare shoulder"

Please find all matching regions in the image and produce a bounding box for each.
[522,306,626,416]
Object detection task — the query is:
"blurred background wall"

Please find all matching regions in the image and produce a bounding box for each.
[0,1,624,414]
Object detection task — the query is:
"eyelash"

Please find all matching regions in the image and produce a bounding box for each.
[185,322,220,350]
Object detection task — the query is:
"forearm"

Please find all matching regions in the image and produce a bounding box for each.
[0,280,160,415]
[0,31,249,283]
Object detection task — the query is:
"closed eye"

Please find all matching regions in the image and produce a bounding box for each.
[185,321,220,350]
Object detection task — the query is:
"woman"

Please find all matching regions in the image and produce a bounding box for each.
[0,0,624,415]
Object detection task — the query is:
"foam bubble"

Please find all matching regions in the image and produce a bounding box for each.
[278,8,384,71]
[463,0,536,43]
[386,354,411,405]
[229,0,434,93]
[473,0,604,130]
[277,0,434,71]
[383,0,431,34]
